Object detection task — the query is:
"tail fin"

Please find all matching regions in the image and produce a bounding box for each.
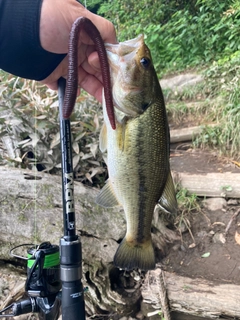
[113,237,155,271]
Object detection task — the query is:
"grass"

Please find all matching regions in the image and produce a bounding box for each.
[194,59,240,158]
[175,187,201,244]
[165,53,240,160]
[167,100,210,128]
[176,187,201,215]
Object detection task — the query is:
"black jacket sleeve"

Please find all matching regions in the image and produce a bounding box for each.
[0,0,66,80]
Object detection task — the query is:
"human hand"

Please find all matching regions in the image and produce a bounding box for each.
[39,0,117,102]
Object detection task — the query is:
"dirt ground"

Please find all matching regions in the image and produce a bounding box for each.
[164,144,240,287]
[170,143,240,175]
[163,195,240,284]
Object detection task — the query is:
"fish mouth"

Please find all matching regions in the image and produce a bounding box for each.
[105,34,143,54]
[105,34,144,67]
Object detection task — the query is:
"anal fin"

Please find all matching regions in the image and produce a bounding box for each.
[158,171,178,215]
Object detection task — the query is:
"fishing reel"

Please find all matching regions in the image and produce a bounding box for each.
[0,242,61,320]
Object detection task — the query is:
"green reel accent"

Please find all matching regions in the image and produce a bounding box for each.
[27,251,60,269]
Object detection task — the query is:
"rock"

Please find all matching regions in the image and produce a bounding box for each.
[160,73,203,92]
[203,198,227,211]
[213,232,226,244]
[227,199,239,205]
[135,311,144,320]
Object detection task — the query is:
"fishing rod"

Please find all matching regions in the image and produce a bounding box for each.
[58,76,86,320]
[0,15,114,320]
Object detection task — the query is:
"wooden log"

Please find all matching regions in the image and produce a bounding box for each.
[170,125,216,143]
[0,166,176,317]
[0,166,137,316]
[141,268,240,319]
[172,171,240,198]
[0,166,124,260]
[170,126,203,143]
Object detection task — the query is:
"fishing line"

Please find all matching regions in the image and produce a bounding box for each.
[33,80,39,248]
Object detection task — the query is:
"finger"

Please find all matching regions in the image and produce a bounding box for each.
[77,66,103,102]
[40,56,68,87]
[88,51,101,72]
[85,12,117,44]
[45,81,58,91]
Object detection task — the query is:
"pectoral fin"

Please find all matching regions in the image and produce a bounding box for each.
[96,180,120,208]
[99,122,107,153]
[158,171,178,215]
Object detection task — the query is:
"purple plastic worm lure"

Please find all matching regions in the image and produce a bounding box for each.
[62,17,116,130]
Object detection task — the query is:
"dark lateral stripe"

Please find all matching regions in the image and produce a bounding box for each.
[135,101,169,243]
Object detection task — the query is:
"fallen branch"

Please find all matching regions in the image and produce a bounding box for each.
[157,269,171,320]
[225,208,240,234]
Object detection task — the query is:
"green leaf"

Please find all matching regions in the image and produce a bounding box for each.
[201,252,210,258]
[221,185,233,192]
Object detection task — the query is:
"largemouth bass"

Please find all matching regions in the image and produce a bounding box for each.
[96,35,177,271]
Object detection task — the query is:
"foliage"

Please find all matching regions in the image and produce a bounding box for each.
[84,0,101,13]
[0,71,107,187]
[175,187,200,243]
[94,0,240,75]
[194,51,240,158]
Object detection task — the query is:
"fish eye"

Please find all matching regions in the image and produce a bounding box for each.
[140,57,151,69]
